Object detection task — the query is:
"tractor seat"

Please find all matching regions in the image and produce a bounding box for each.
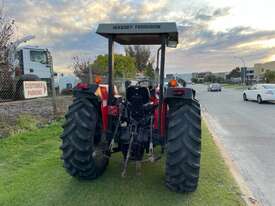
[126,86,154,119]
[126,86,150,105]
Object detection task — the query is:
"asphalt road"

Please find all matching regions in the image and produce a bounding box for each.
[194,84,275,206]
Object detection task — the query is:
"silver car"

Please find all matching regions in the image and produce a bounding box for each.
[208,83,222,92]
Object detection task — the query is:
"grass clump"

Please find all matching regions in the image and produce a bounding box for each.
[0,114,41,138]
[15,114,39,131]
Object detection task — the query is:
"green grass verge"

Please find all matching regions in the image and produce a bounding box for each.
[0,121,245,206]
[222,84,248,90]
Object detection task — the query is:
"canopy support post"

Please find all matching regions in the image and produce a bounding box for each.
[108,35,114,106]
[158,35,166,135]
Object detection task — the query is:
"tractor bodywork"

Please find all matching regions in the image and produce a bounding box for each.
[60,22,201,192]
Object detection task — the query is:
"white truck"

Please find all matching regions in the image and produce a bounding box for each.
[0,35,54,100]
[16,46,80,97]
[16,46,51,80]
[13,46,53,99]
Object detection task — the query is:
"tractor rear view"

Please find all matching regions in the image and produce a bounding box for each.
[60,22,201,192]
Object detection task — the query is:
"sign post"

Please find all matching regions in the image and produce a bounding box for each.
[23,81,48,99]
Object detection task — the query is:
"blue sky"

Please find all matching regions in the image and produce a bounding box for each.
[3,0,275,74]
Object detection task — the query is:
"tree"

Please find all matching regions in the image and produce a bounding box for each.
[125,45,153,73]
[191,77,198,83]
[0,9,17,99]
[204,74,216,83]
[0,10,16,66]
[144,62,155,79]
[91,54,136,78]
[72,56,92,83]
[73,54,137,83]
[227,67,241,79]
[264,70,275,83]
[216,76,225,83]
[114,54,136,78]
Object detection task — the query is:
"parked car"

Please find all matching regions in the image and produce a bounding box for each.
[208,83,222,92]
[61,88,73,95]
[243,84,275,104]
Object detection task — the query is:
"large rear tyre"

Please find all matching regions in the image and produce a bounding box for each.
[60,97,109,179]
[166,99,201,192]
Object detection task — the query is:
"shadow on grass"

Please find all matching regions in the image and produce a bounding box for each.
[53,154,188,206]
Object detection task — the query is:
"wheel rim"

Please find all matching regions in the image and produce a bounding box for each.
[257,96,261,103]
[243,94,246,100]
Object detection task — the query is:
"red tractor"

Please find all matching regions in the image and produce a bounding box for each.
[60,22,201,192]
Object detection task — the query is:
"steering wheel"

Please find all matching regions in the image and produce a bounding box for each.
[136,79,157,97]
[136,79,152,87]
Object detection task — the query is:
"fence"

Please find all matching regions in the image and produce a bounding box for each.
[0,64,50,102]
[0,62,136,119]
[0,64,16,101]
[0,63,61,120]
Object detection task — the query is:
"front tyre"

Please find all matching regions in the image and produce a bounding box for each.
[60,97,109,179]
[243,93,248,101]
[257,95,262,104]
[166,99,201,192]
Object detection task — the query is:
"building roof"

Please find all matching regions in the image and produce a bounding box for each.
[96,22,178,47]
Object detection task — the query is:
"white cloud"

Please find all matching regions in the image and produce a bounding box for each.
[3,0,275,73]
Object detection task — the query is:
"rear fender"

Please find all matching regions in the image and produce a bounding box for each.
[73,84,102,117]
[73,84,98,98]
[165,87,194,111]
[73,83,120,134]
[165,87,193,99]
[73,84,107,130]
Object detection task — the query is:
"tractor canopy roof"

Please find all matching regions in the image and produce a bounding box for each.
[96,22,178,47]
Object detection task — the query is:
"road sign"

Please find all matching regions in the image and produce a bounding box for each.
[23,81,48,99]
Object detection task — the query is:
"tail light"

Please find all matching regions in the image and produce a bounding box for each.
[76,83,89,89]
[172,88,185,96]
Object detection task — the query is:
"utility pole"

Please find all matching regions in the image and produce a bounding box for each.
[234,56,246,89]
